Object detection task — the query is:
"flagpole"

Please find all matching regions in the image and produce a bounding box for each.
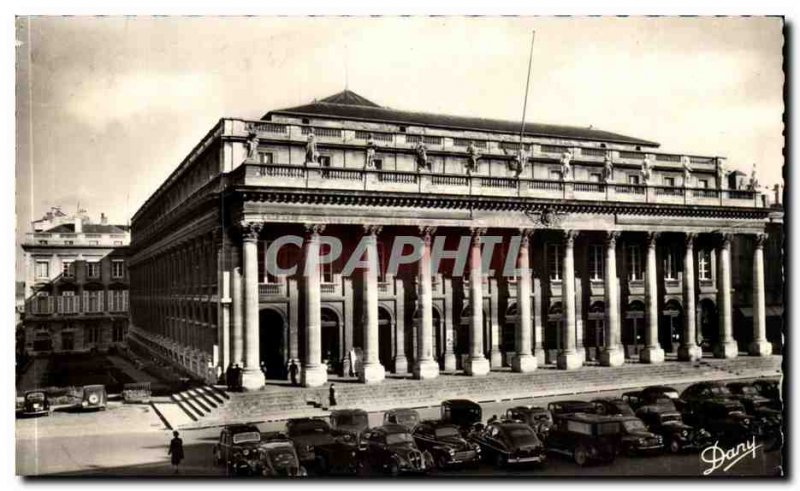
[519,30,536,146]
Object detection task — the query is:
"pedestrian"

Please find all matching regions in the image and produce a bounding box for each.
[233,363,243,392]
[168,430,184,474]
[225,363,233,389]
[289,359,299,386]
[329,383,337,407]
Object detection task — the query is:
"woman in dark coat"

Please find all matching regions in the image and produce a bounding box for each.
[168,430,184,474]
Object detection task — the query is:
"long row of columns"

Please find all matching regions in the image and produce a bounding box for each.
[230,222,771,390]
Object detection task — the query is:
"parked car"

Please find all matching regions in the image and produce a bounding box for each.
[505,406,554,439]
[610,415,664,455]
[330,409,369,439]
[640,385,680,402]
[77,384,107,411]
[383,408,420,430]
[545,413,620,466]
[682,399,755,441]
[213,424,264,475]
[547,400,598,420]
[441,399,482,433]
[360,424,433,475]
[285,418,359,474]
[727,381,782,412]
[636,406,712,454]
[411,420,481,469]
[680,382,734,407]
[752,379,781,402]
[622,390,677,413]
[591,398,635,417]
[469,421,546,467]
[21,390,50,417]
[255,433,307,477]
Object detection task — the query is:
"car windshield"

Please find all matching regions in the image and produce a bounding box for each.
[268,448,297,467]
[660,414,682,424]
[709,386,732,396]
[505,427,541,445]
[232,432,261,444]
[434,426,460,438]
[532,413,551,422]
[335,413,368,427]
[26,393,45,402]
[622,420,647,432]
[395,413,419,426]
[386,432,414,445]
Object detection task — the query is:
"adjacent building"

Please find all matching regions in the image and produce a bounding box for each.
[21,208,130,355]
[128,90,782,390]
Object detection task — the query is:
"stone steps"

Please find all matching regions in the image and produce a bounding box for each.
[169,385,230,422]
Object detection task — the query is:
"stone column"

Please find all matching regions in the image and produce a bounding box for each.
[230,265,244,367]
[749,233,772,356]
[414,226,440,379]
[600,231,625,367]
[443,277,457,372]
[512,229,537,372]
[360,225,386,383]
[302,224,328,387]
[393,277,408,374]
[465,228,490,376]
[240,222,265,391]
[557,230,582,369]
[715,233,738,358]
[533,277,544,366]
[641,232,665,363]
[678,233,703,361]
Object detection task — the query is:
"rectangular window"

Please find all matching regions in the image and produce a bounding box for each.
[548,243,562,281]
[698,179,709,189]
[628,174,641,185]
[86,326,100,344]
[35,260,50,279]
[258,151,273,164]
[319,155,331,167]
[64,241,74,246]
[61,291,78,314]
[62,260,75,278]
[627,244,642,281]
[589,244,605,281]
[38,240,48,245]
[589,173,602,183]
[550,170,561,181]
[698,249,711,281]
[112,260,125,279]
[663,176,675,187]
[86,262,100,279]
[373,159,383,170]
[663,247,677,280]
[112,324,125,343]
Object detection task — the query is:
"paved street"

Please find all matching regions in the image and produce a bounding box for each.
[16,377,783,477]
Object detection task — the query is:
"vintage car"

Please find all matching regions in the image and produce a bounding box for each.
[727,382,782,412]
[285,418,359,474]
[330,409,369,439]
[213,424,264,475]
[411,420,481,469]
[681,398,755,441]
[254,433,307,477]
[21,390,50,417]
[77,384,107,411]
[610,415,664,455]
[469,421,546,467]
[636,406,713,453]
[441,399,482,433]
[504,406,554,438]
[591,398,635,417]
[547,400,598,421]
[545,413,620,466]
[680,382,734,407]
[622,390,678,413]
[640,385,681,402]
[383,408,420,430]
[360,424,433,475]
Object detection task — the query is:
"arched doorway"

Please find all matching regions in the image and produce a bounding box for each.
[698,299,718,352]
[259,308,287,379]
[586,302,606,361]
[321,308,341,373]
[623,301,645,358]
[660,300,683,353]
[378,306,393,370]
[545,302,563,364]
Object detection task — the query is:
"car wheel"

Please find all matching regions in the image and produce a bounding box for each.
[573,446,588,466]
[669,439,681,454]
[436,454,449,470]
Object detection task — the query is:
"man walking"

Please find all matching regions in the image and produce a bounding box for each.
[328,383,337,407]
[168,430,184,474]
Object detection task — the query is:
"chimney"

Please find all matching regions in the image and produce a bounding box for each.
[74,216,82,234]
[101,213,108,225]
[774,184,783,206]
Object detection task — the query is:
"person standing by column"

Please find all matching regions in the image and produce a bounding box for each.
[168,430,184,475]
[328,383,337,407]
[289,359,299,386]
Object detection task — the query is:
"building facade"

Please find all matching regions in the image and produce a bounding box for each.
[128,90,782,390]
[21,209,130,355]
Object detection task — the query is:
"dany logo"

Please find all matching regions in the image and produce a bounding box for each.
[700,436,763,475]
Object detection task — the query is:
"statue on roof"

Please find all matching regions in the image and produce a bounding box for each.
[465,141,481,175]
[246,131,260,161]
[365,133,377,169]
[509,145,529,177]
[716,158,726,184]
[305,129,318,164]
[560,149,573,182]
[603,153,614,183]
[681,155,692,184]
[748,164,759,191]
[641,155,653,184]
[415,141,430,172]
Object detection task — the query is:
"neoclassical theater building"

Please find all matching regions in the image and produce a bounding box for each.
[128,90,783,390]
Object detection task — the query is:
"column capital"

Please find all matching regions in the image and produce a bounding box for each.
[304,223,326,237]
[563,229,579,247]
[685,232,697,248]
[646,231,660,249]
[719,232,733,249]
[518,228,534,247]
[363,224,383,237]
[241,222,263,242]
[470,227,487,245]
[754,232,768,248]
[419,226,437,245]
[605,230,621,248]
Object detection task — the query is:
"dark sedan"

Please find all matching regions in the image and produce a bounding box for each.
[412,420,481,469]
[636,407,713,453]
[469,421,546,467]
[591,398,635,417]
[547,400,598,420]
[360,424,433,475]
[611,416,664,455]
[441,399,482,433]
[505,406,553,439]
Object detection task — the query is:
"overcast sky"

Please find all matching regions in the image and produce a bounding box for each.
[15,16,784,264]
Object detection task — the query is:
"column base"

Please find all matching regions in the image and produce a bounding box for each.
[557,350,583,370]
[240,368,265,392]
[413,359,440,379]
[359,362,386,384]
[599,347,625,367]
[489,350,503,369]
[464,356,490,376]
[640,346,665,364]
[393,356,409,375]
[677,344,703,362]
[511,353,538,373]
[714,341,739,359]
[534,349,545,367]
[749,340,772,357]
[302,364,328,387]
[443,352,457,372]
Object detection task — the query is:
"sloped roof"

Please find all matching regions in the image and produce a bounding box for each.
[266,90,659,147]
[44,223,129,234]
